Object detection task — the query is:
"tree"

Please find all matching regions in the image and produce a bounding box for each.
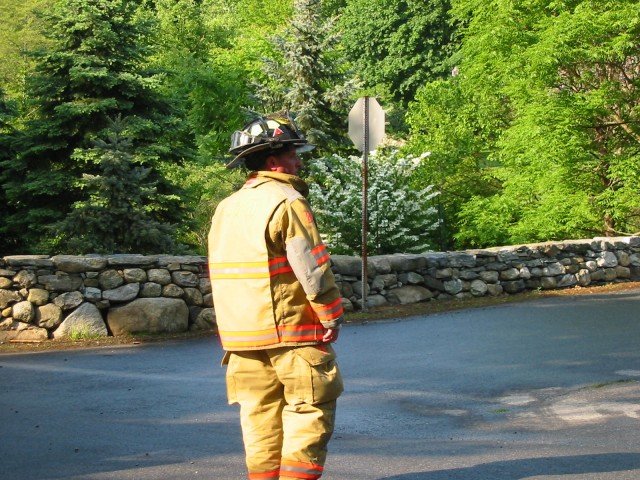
[148,0,264,252]
[151,0,250,158]
[0,0,51,103]
[254,0,359,154]
[406,75,508,250]
[307,149,439,255]
[339,0,459,108]
[409,0,640,248]
[55,116,179,254]
[5,0,189,253]
[0,89,21,254]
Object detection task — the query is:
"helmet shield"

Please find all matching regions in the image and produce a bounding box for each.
[226,111,315,169]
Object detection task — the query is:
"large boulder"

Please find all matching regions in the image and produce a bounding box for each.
[190,308,216,332]
[0,290,22,309]
[102,282,140,302]
[53,291,84,310]
[37,304,64,330]
[53,302,108,339]
[330,255,362,277]
[38,274,83,292]
[147,269,171,285]
[27,288,50,306]
[12,301,35,323]
[107,298,189,336]
[387,286,433,305]
[0,322,49,343]
[52,255,108,273]
[171,271,199,287]
[470,279,488,296]
[98,269,124,290]
[13,270,38,288]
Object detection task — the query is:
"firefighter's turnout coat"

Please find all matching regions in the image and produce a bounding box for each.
[208,171,344,350]
[208,171,344,479]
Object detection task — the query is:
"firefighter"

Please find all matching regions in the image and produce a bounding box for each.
[208,111,344,480]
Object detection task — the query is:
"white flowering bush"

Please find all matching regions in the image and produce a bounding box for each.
[307,149,440,255]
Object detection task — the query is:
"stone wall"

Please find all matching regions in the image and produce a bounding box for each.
[1,236,639,342]
[0,255,213,342]
[334,236,640,311]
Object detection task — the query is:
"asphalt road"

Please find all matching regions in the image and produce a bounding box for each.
[1,288,640,480]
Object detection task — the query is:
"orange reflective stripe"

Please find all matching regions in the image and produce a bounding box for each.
[314,298,344,322]
[278,324,324,343]
[280,459,323,479]
[311,244,330,266]
[219,323,326,347]
[269,256,293,275]
[248,469,280,479]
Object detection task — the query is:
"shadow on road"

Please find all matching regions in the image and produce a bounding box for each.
[378,452,640,479]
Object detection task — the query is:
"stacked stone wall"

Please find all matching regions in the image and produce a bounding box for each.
[333,236,640,311]
[0,254,213,342]
[1,236,639,342]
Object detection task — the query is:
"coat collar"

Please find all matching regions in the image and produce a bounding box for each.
[244,171,310,197]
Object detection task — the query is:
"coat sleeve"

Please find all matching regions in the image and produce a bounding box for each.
[283,197,344,329]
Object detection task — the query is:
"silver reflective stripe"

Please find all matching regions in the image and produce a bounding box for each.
[220,332,278,343]
[287,237,325,296]
[210,266,269,275]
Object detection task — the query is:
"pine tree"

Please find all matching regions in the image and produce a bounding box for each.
[6,0,189,253]
[0,89,20,254]
[254,0,359,153]
[55,116,178,254]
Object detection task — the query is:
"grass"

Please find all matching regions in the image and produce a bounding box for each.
[67,328,104,341]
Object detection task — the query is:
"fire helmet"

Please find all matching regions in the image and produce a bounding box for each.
[226,111,314,169]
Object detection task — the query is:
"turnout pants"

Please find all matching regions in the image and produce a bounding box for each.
[225,345,343,480]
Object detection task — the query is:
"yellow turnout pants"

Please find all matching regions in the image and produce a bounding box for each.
[225,345,343,480]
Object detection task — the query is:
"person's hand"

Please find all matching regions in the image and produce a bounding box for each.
[322,327,340,343]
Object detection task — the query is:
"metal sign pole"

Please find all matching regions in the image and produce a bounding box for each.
[348,96,384,313]
[361,97,369,312]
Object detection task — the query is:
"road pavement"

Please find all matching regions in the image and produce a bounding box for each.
[1,288,640,479]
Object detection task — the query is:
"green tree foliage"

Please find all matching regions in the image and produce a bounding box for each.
[151,0,249,157]
[3,0,637,256]
[308,149,439,255]
[5,0,188,253]
[339,0,459,108]
[149,0,259,253]
[0,90,21,254]
[55,116,178,254]
[409,0,640,248]
[254,0,359,153]
[407,75,508,249]
[0,0,51,103]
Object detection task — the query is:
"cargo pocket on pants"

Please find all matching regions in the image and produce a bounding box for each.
[223,352,239,405]
[292,345,344,405]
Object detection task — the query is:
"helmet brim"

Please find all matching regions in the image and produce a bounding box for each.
[225,140,316,169]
